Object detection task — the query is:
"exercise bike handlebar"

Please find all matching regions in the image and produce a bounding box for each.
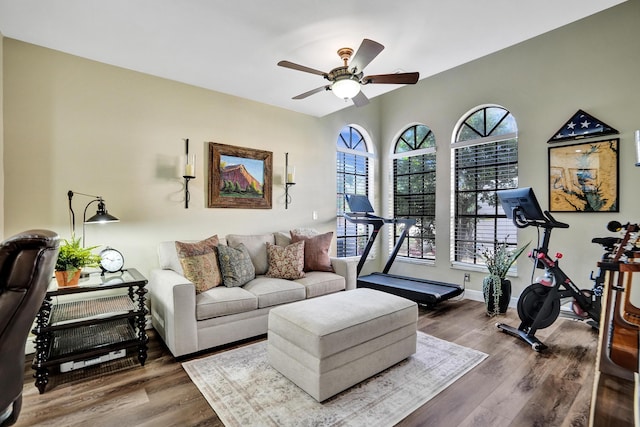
[511,207,569,230]
[543,211,570,228]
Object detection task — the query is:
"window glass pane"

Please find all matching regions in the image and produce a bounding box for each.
[395,124,434,152]
[466,110,486,136]
[493,115,517,135]
[395,140,413,153]
[485,107,507,134]
[338,127,367,152]
[456,123,481,142]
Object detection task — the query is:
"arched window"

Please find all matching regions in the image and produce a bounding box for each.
[451,105,519,268]
[391,124,437,260]
[336,126,374,257]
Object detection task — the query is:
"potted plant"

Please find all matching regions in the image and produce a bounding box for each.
[480,239,530,316]
[55,235,101,287]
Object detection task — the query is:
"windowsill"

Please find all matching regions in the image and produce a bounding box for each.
[394,257,436,267]
[450,261,522,278]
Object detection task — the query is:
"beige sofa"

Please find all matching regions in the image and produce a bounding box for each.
[149,231,357,357]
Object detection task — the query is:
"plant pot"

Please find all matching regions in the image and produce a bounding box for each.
[55,270,81,287]
[483,276,511,316]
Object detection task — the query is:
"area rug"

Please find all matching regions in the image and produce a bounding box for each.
[182,332,487,427]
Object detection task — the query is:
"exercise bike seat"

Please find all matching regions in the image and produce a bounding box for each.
[592,237,621,251]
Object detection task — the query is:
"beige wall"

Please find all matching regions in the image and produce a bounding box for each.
[322,0,640,297]
[3,39,336,277]
[3,1,639,296]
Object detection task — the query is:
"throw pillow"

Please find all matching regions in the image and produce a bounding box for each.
[225,233,274,275]
[217,243,256,287]
[175,235,221,294]
[265,241,305,280]
[290,231,334,272]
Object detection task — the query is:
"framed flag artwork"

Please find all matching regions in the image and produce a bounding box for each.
[547,110,618,143]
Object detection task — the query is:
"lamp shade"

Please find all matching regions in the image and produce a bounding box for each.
[332,78,361,99]
[84,200,119,224]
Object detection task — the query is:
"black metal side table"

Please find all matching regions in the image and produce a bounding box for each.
[31,268,148,393]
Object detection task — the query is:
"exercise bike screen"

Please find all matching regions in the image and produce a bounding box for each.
[497,187,546,221]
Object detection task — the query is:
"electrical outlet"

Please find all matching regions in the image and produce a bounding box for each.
[464,273,470,282]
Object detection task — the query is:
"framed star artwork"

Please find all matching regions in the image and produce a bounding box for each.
[547,110,618,143]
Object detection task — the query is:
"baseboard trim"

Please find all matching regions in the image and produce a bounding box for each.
[461,289,518,307]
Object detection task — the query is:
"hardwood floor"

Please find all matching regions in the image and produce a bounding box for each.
[16,299,634,427]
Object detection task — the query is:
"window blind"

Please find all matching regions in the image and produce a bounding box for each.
[452,137,518,264]
[392,153,437,260]
[336,150,370,257]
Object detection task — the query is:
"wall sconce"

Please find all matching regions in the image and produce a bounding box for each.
[183,138,196,208]
[635,130,640,167]
[67,191,120,247]
[285,152,295,209]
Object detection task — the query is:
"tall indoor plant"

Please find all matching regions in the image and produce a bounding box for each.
[55,235,101,286]
[480,239,530,316]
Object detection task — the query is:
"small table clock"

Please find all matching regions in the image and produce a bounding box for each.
[99,247,125,275]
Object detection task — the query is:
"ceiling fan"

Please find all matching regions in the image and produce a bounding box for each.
[277,38,419,107]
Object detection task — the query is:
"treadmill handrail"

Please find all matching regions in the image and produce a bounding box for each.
[343,212,416,276]
[383,217,416,274]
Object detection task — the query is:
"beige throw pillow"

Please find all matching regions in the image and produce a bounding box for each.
[265,241,305,280]
[175,235,221,293]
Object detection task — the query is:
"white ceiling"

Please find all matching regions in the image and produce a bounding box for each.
[0,0,627,117]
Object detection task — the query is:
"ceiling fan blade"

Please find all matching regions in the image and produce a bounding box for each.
[292,86,330,100]
[278,60,328,77]
[363,72,419,85]
[350,39,384,73]
[352,91,369,107]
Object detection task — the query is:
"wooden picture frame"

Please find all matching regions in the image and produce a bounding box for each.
[208,143,272,209]
[548,138,619,212]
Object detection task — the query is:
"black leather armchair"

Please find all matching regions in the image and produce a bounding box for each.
[0,230,59,427]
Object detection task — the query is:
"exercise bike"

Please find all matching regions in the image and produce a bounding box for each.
[494,187,629,351]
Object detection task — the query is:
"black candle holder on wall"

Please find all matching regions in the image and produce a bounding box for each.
[285,152,295,209]
[183,138,196,209]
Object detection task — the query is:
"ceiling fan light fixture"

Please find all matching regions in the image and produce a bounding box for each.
[331,77,360,100]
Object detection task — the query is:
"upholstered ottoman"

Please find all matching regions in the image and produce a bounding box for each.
[267,288,418,402]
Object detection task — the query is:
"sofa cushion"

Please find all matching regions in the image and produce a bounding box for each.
[291,231,334,272]
[265,241,305,280]
[243,276,306,308]
[158,241,185,275]
[175,235,222,293]
[217,243,255,287]
[226,233,274,275]
[274,231,291,247]
[294,271,346,298]
[196,286,258,320]
[290,228,320,238]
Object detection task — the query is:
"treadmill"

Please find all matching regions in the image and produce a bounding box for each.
[344,194,463,307]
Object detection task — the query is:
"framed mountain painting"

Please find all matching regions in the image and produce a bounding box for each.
[208,143,272,209]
